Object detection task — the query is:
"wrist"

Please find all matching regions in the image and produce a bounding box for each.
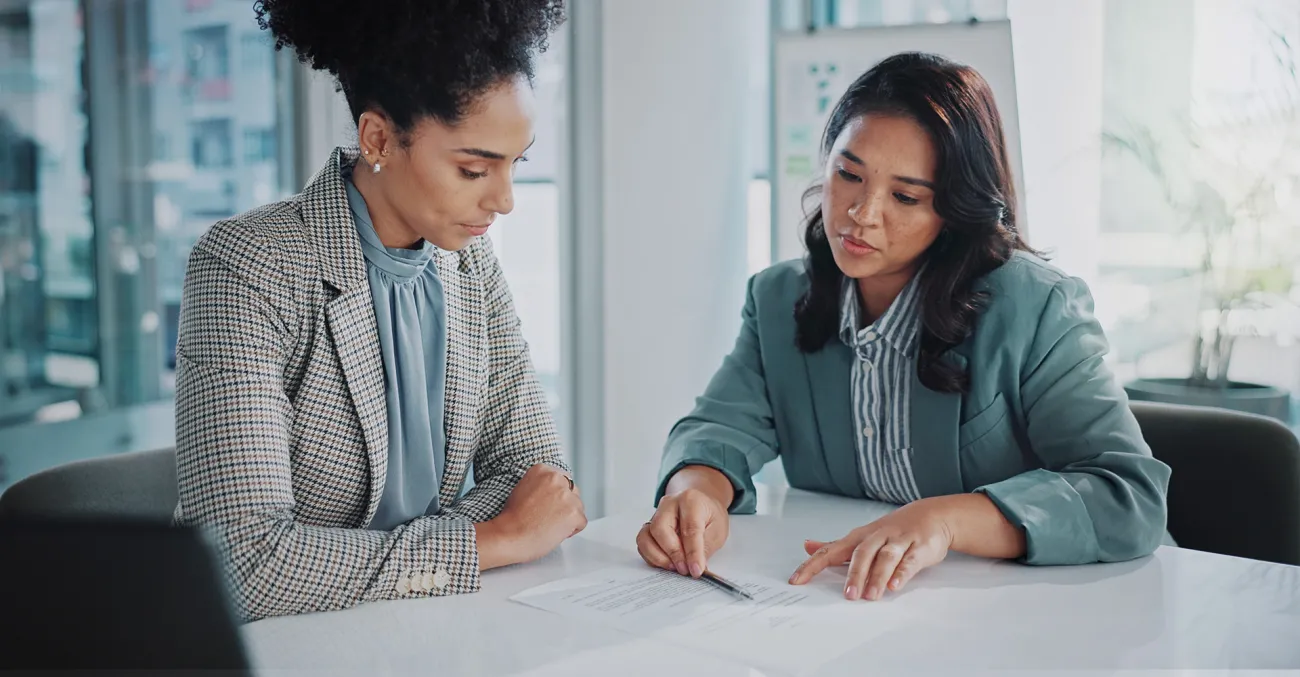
[665,465,735,511]
[924,494,967,550]
[474,517,517,571]
[931,493,1025,559]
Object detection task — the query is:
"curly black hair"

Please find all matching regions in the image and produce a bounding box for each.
[254,0,564,136]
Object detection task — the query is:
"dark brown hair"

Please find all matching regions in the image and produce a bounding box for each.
[794,52,1036,393]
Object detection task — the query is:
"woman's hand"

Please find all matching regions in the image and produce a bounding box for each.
[637,465,734,578]
[477,464,587,570]
[790,497,955,601]
[790,494,1025,601]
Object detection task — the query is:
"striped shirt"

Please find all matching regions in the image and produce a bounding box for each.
[839,272,924,504]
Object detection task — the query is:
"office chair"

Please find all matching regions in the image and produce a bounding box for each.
[1131,401,1300,566]
[0,447,178,521]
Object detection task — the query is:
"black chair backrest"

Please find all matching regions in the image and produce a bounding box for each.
[0,448,178,521]
[1131,401,1300,566]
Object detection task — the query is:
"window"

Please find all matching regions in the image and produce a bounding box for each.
[184,25,231,101]
[485,27,568,414]
[0,0,296,491]
[243,127,275,163]
[239,31,273,73]
[191,119,233,168]
[154,132,171,161]
[0,0,94,440]
[1096,0,1300,429]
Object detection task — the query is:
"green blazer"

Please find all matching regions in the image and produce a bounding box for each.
[657,252,1171,565]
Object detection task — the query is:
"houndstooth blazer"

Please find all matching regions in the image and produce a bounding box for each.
[173,146,565,623]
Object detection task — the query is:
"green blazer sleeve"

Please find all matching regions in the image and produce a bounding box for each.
[656,276,778,513]
[975,277,1172,565]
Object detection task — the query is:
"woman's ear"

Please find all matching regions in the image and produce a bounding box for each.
[357,111,396,160]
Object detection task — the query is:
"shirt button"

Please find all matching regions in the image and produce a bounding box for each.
[863,426,874,438]
[864,330,878,341]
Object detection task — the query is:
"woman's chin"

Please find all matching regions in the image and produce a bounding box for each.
[830,248,884,280]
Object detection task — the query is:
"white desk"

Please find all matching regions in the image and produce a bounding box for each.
[243,487,1300,676]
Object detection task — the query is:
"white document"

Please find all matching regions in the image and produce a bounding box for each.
[510,564,905,676]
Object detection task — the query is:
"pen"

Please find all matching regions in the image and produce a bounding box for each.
[699,569,755,601]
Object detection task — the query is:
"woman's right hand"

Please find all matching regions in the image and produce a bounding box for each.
[478,464,587,570]
[636,465,734,578]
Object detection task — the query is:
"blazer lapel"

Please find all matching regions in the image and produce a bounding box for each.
[909,350,967,498]
[804,342,867,498]
[304,146,389,521]
[436,250,485,509]
[326,288,390,519]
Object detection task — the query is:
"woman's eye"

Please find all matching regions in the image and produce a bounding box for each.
[461,168,488,180]
[894,192,919,205]
[836,168,861,183]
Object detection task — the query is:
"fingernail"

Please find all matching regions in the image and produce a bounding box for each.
[867,586,880,600]
[789,575,798,585]
[890,577,901,590]
[689,563,703,578]
[675,563,687,576]
[845,585,859,600]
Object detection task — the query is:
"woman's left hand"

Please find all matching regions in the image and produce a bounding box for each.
[789,497,955,601]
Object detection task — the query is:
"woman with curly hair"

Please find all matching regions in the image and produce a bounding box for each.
[639,53,1171,600]
[173,0,581,621]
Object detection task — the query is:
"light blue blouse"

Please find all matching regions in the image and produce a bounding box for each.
[344,174,450,532]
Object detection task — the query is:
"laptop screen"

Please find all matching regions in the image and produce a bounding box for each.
[0,519,251,674]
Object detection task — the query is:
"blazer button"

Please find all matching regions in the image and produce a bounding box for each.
[395,575,411,595]
[432,569,452,591]
[421,572,437,592]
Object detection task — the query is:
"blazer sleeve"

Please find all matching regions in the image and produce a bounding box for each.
[656,276,780,514]
[441,237,568,524]
[175,236,483,623]
[975,276,1172,565]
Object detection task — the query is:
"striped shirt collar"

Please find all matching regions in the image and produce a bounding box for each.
[839,270,925,357]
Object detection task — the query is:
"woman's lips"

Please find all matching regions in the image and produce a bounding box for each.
[838,233,877,255]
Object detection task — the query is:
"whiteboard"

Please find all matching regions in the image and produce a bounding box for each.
[772,20,1024,262]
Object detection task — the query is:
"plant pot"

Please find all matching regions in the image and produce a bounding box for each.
[1124,377,1292,422]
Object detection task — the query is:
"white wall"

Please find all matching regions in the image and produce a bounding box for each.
[1007,0,1106,287]
[586,0,759,517]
